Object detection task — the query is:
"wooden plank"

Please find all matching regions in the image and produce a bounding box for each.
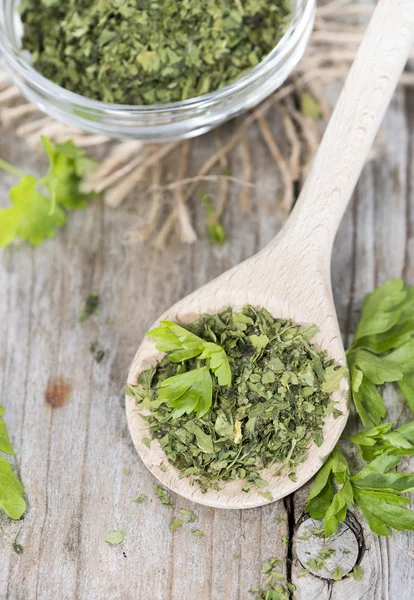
[0,120,291,599]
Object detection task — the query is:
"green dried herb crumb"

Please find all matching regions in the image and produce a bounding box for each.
[89,342,105,363]
[192,529,204,538]
[178,509,197,523]
[20,0,291,106]
[347,565,363,581]
[80,292,100,321]
[12,541,23,554]
[129,307,346,493]
[153,483,173,508]
[105,530,124,546]
[170,518,183,531]
[132,493,147,504]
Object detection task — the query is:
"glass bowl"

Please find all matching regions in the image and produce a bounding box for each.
[0,0,315,141]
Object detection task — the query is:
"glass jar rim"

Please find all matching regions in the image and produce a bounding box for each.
[0,0,313,114]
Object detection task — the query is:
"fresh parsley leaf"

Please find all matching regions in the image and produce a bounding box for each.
[199,343,231,386]
[321,365,348,394]
[353,279,407,342]
[0,406,26,520]
[347,421,414,461]
[0,138,96,247]
[148,321,207,362]
[351,350,403,385]
[353,488,414,535]
[349,365,386,426]
[324,479,353,537]
[147,320,231,407]
[0,411,14,455]
[159,367,213,418]
[0,457,26,520]
[105,530,124,545]
[0,176,66,246]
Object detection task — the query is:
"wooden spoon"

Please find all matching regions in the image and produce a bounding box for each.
[126,0,414,509]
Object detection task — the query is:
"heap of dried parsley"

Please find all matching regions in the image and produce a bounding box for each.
[127,307,346,493]
[20,0,291,105]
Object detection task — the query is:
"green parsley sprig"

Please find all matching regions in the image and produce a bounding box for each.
[307,279,414,538]
[147,320,231,417]
[0,137,96,247]
[0,405,26,520]
[346,280,414,425]
[306,445,414,537]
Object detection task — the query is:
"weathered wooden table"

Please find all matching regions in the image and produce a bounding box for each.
[1,65,414,600]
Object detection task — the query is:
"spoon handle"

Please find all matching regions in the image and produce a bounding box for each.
[286,0,414,254]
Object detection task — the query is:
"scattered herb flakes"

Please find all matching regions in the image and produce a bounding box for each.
[192,529,204,538]
[170,518,184,532]
[153,483,173,508]
[0,405,26,520]
[160,464,168,472]
[274,517,286,525]
[342,549,351,555]
[123,468,130,476]
[12,541,23,554]
[333,565,342,580]
[201,191,227,245]
[105,530,124,546]
[262,558,280,573]
[132,493,147,504]
[306,548,336,573]
[297,535,310,541]
[252,557,290,600]
[80,292,100,322]
[347,565,363,581]
[233,553,241,559]
[281,535,289,544]
[178,509,197,523]
[129,307,345,493]
[142,437,152,449]
[21,0,291,105]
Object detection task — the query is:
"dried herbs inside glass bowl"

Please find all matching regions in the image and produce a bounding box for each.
[19,0,291,105]
[127,307,347,493]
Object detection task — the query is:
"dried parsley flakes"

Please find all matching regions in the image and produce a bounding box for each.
[20,0,291,105]
[128,307,346,493]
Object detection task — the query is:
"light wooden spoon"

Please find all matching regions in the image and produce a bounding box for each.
[126,0,414,509]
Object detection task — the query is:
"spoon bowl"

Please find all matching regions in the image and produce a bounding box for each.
[126,0,414,509]
[126,232,349,508]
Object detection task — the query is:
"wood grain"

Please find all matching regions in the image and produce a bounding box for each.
[1,5,414,599]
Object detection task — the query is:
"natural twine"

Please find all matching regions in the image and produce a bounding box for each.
[1,0,413,248]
